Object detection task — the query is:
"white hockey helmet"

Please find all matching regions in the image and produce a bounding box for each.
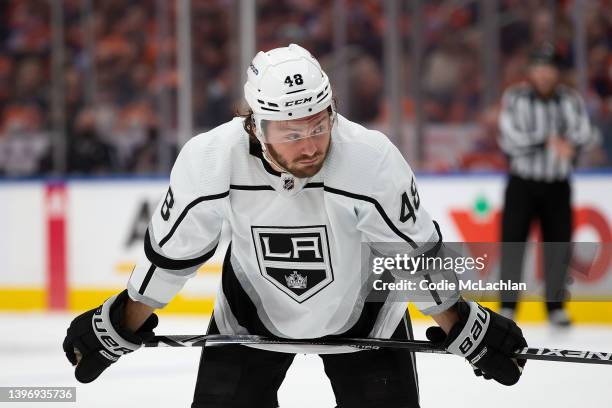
[244,44,334,144]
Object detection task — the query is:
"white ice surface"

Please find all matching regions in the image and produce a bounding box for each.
[1,313,611,408]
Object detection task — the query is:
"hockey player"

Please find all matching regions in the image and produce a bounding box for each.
[63,44,527,407]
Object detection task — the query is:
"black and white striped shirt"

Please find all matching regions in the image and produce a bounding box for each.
[498,84,593,181]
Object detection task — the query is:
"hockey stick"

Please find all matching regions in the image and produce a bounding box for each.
[145,334,612,365]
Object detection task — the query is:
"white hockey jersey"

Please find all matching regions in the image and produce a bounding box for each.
[127,114,459,341]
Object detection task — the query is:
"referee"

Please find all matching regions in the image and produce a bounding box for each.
[497,43,594,326]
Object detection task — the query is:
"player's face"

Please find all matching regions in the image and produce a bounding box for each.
[264,110,332,178]
[528,64,559,96]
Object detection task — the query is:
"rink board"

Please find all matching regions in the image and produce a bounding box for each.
[1,174,611,322]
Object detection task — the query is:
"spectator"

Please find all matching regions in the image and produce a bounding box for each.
[0,0,610,175]
[67,109,116,175]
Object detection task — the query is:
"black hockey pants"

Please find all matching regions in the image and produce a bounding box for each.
[191,315,420,408]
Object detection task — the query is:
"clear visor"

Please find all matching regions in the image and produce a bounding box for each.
[260,112,332,144]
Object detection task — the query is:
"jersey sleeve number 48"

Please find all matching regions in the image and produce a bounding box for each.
[399,177,420,224]
[160,187,174,221]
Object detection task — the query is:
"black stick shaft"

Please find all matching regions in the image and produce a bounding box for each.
[144,334,612,365]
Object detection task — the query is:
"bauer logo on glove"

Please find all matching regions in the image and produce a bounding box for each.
[62,290,158,383]
[427,300,527,386]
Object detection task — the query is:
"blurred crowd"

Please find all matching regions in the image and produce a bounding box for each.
[0,0,610,176]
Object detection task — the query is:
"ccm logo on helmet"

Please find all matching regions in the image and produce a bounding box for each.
[285,97,312,107]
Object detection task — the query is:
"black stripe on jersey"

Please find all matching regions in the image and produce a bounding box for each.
[426,220,443,257]
[323,185,418,249]
[220,244,276,337]
[158,191,229,247]
[229,184,323,190]
[138,264,157,295]
[138,190,227,296]
[144,228,218,271]
[421,220,443,305]
[230,184,274,191]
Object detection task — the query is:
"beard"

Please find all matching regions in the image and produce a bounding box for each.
[266,141,331,178]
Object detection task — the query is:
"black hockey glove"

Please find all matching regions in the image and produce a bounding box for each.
[62,289,158,383]
[426,301,527,386]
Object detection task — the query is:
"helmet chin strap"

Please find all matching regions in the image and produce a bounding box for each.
[262,146,291,174]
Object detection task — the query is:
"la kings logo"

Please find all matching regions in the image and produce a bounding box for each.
[251,225,334,303]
